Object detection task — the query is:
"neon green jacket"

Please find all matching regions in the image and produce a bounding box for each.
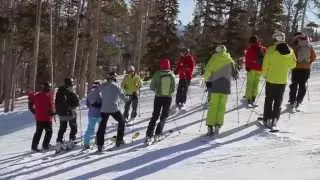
[121,74,142,95]
[262,43,297,84]
[204,51,234,81]
[150,70,176,97]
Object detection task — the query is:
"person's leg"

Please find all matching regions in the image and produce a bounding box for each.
[297,69,310,104]
[251,71,261,103]
[181,79,188,104]
[42,122,53,149]
[206,93,219,127]
[56,119,67,143]
[111,111,126,145]
[289,69,299,104]
[155,97,172,135]
[32,121,44,150]
[215,94,228,127]
[96,113,109,147]
[176,79,183,105]
[263,82,273,122]
[69,116,78,141]
[84,116,97,146]
[123,96,132,120]
[244,71,253,100]
[272,84,286,121]
[131,95,138,119]
[146,97,162,138]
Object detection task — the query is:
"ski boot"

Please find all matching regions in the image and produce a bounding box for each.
[83,144,90,150]
[270,118,279,132]
[97,145,103,153]
[145,136,153,145]
[66,141,75,151]
[55,142,65,154]
[116,140,125,148]
[31,147,41,153]
[207,126,213,136]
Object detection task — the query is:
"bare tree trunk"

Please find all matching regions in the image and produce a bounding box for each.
[79,48,89,98]
[87,0,101,86]
[0,37,4,103]
[3,37,11,112]
[70,0,83,77]
[301,0,308,31]
[30,0,42,91]
[49,0,54,90]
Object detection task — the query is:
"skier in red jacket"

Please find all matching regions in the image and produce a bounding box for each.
[244,35,266,107]
[29,82,54,152]
[175,48,196,109]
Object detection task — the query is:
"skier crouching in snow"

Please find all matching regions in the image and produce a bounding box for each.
[83,81,102,150]
[121,65,142,121]
[204,45,238,137]
[55,78,80,151]
[96,72,128,152]
[261,31,296,131]
[145,58,176,143]
[29,82,55,152]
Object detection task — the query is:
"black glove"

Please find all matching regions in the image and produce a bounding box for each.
[92,102,102,108]
[246,67,250,72]
[132,91,137,97]
[48,110,56,116]
[205,81,212,89]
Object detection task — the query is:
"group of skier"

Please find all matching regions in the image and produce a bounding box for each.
[28,29,316,153]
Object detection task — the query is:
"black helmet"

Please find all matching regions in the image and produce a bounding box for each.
[41,81,51,92]
[64,78,74,87]
[107,72,117,81]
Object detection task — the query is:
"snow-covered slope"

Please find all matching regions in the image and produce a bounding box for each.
[1,45,320,180]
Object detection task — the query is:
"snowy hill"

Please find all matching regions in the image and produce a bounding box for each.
[1,45,320,180]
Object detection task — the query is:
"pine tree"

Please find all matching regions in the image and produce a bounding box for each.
[258,0,284,45]
[144,0,180,73]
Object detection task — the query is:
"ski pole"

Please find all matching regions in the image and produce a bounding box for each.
[198,90,208,132]
[307,81,310,102]
[79,105,83,147]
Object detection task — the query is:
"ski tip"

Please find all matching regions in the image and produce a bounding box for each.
[269,129,279,133]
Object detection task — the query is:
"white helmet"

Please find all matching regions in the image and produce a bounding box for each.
[272,31,286,42]
[215,45,227,53]
[128,65,135,72]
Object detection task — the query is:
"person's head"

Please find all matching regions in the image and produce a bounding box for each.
[128,65,135,74]
[181,48,190,56]
[215,45,227,53]
[91,80,100,89]
[64,78,74,88]
[40,81,51,92]
[107,72,117,82]
[249,35,259,45]
[272,30,286,43]
[159,58,171,70]
[293,32,309,45]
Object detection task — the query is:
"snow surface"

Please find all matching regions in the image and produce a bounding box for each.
[1,45,320,180]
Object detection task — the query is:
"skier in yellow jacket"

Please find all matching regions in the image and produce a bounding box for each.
[121,65,142,121]
[261,31,296,131]
[204,45,238,137]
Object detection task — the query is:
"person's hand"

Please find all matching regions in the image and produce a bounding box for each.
[246,67,250,72]
[205,81,212,89]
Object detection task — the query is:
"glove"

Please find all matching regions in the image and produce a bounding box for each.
[246,67,250,72]
[132,91,137,97]
[48,110,56,116]
[205,81,212,89]
[92,102,102,108]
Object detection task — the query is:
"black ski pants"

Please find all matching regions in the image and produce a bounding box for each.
[146,96,172,137]
[263,82,286,121]
[96,111,125,146]
[56,116,77,143]
[32,121,52,149]
[176,79,190,105]
[123,94,138,120]
[289,68,310,104]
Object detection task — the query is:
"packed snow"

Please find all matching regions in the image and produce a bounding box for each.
[1,45,320,180]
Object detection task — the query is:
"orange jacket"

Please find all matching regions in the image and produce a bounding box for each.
[295,46,317,69]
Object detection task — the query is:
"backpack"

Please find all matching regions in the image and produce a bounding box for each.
[159,74,173,96]
[295,41,311,64]
[256,46,264,66]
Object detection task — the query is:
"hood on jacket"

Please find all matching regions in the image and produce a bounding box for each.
[160,58,171,70]
[276,43,291,55]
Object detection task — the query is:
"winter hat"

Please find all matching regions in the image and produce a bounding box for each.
[64,78,74,87]
[159,58,171,70]
[249,35,259,44]
[41,81,51,92]
[128,65,135,72]
[91,80,100,88]
[294,32,309,42]
[215,45,227,53]
[107,72,117,81]
[272,31,286,42]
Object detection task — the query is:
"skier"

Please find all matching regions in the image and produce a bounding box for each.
[121,65,142,121]
[204,45,238,137]
[83,81,102,150]
[261,31,296,131]
[29,82,54,152]
[96,72,128,152]
[288,32,317,110]
[175,48,196,109]
[55,78,80,151]
[244,35,266,107]
[145,58,176,143]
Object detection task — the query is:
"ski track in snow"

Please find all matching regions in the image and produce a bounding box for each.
[1,48,320,179]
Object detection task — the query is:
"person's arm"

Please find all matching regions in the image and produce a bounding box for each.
[310,47,317,64]
[262,48,271,78]
[28,92,35,114]
[121,75,127,89]
[150,72,158,91]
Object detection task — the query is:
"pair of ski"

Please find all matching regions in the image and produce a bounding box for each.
[144,130,174,147]
[256,117,279,133]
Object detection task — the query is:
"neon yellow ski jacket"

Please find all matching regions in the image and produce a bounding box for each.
[204,51,234,81]
[262,44,297,84]
[121,74,142,95]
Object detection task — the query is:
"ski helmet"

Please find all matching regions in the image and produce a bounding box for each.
[107,72,117,81]
[272,31,286,42]
[64,78,74,87]
[215,45,227,53]
[128,65,135,72]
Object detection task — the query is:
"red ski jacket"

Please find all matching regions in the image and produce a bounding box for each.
[176,54,196,80]
[245,43,266,71]
[29,91,54,122]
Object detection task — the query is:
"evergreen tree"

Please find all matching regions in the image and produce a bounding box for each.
[144,0,180,73]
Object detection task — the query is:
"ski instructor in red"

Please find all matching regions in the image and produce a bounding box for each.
[175,48,196,109]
